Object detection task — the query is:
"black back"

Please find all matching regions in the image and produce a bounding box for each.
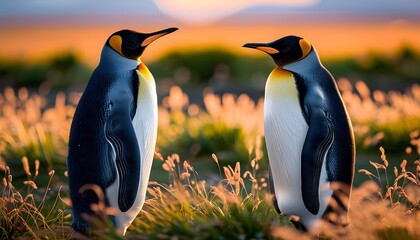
[67,68,138,233]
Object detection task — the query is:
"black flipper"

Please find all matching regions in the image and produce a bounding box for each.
[105,89,140,212]
[301,104,334,215]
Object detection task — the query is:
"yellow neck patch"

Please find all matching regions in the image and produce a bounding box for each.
[269,67,291,79]
[267,67,297,97]
[137,63,153,81]
[109,35,123,56]
[299,39,312,60]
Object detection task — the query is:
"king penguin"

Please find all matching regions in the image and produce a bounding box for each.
[67,27,178,235]
[243,36,355,231]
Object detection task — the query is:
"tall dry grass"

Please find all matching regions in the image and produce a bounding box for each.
[0,130,419,239]
[0,158,71,239]
[157,86,264,163]
[130,132,420,239]
[159,86,264,140]
[0,79,418,170]
[0,80,418,238]
[338,78,420,150]
[0,87,76,173]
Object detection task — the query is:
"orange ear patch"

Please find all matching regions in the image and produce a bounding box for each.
[109,35,123,56]
[299,39,312,59]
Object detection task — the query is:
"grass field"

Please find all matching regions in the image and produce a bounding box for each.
[0,79,419,239]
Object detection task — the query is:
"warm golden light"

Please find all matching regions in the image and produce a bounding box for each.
[153,0,319,23]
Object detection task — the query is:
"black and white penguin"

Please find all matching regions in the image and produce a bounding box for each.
[243,36,355,231]
[67,27,178,235]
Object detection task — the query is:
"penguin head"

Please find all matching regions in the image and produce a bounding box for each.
[243,35,312,67]
[107,27,178,60]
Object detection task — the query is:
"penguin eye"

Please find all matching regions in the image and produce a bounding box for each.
[280,46,292,52]
[126,40,137,48]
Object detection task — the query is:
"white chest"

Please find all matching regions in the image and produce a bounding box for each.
[264,70,309,213]
[132,65,158,185]
[264,69,332,229]
[264,71,308,162]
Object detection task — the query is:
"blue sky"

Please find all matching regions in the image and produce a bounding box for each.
[1,0,419,24]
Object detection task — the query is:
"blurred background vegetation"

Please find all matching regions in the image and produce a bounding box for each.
[1,44,419,92]
[0,45,419,186]
[0,52,91,91]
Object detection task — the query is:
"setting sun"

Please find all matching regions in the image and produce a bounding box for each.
[154,0,319,23]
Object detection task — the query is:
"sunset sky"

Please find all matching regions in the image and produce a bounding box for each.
[1,0,419,65]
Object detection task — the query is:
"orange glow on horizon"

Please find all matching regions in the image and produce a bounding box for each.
[1,20,419,67]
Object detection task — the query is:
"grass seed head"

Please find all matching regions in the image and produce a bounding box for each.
[23,180,38,189]
[21,156,31,176]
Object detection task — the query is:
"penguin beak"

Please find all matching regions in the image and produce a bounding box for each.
[141,27,179,47]
[243,42,279,55]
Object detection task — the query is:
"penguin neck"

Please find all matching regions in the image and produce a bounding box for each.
[282,48,324,75]
[97,44,139,73]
